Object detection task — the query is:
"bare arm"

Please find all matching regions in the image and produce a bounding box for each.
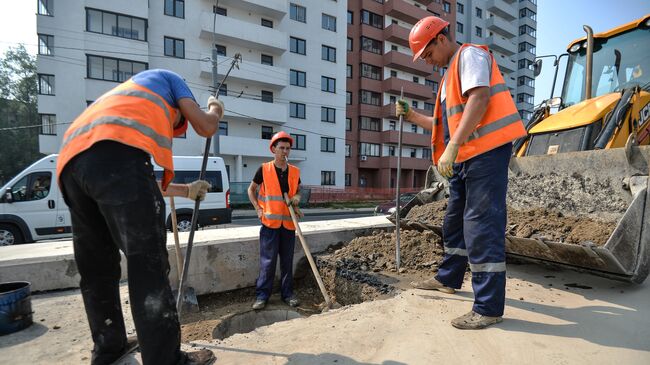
[248,181,263,219]
[406,110,436,131]
[448,86,490,145]
[178,98,221,137]
[157,182,189,197]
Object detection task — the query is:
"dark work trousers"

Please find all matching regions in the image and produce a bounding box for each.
[255,225,296,301]
[59,141,181,365]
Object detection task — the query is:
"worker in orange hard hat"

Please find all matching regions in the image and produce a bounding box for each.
[247,131,303,310]
[397,16,527,330]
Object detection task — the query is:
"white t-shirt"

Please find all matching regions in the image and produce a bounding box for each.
[441,46,492,102]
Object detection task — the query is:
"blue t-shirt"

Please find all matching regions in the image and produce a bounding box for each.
[131,69,196,108]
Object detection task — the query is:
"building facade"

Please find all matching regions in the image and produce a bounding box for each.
[345,0,456,189]
[36,0,347,186]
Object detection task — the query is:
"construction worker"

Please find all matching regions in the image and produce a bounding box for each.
[56,69,223,365]
[397,17,527,329]
[247,131,302,310]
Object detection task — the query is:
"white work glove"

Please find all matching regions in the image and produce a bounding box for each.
[289,194,301,206]
[207,95,224,120]
[395,99,412,119]
[437,142,460,179]
[186,180,211,201]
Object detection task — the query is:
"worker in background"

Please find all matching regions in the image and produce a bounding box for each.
[396,17,527,329]
[56,69,223,365]
[247,131,303,310]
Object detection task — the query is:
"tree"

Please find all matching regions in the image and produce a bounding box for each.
[0,45,41,185]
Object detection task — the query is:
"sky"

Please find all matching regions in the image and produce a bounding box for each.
[0,0,649,105]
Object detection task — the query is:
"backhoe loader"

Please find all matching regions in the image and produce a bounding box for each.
[392,14,650,283]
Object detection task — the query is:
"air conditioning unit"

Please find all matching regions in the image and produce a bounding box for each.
[360,155,368,161]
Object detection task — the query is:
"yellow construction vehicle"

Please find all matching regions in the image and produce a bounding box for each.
[394,14,650,283]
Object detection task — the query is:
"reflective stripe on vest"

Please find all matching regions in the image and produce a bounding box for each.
[257,161,300,230]
[469,262,507,273]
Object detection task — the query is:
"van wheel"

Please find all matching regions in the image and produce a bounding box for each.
[176,216,194,232]
[0,224,23,246]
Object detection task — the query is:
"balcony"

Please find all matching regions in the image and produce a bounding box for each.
[486,16,516,38]
[200,12,286,54]
[218,135,269,157]
[496,58,517,74]
[383,24,410,48]
[215,0,287,18]
[381,130,431,146]
[220,94,286,124]
[384,0,431,24]
[383,77,434,100]
[200,54,287,89]
[486,0,517,21]
[519,0,538,11]
[383,51,432,77]
[486,35,517,56]
[382,103,433,119]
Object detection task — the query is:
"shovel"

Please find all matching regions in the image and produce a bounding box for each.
[170,196,199,314]
[283,192,340,312]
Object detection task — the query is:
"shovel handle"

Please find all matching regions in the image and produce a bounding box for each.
[284,193,332,306]
[169,196,183,279]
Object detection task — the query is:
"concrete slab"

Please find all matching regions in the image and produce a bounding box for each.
[0,216,391,293]
[1,264,648,364]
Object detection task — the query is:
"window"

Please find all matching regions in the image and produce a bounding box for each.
[322,45,336,62]
[361,63,381,80]
[360,90,380,105]
[219,121,228,136]
[361,36,382,54]
[518,76,535,87]
[347,37,352,51]
[518,58,533,69]
[213,6,227,16]
[164,37,184,58]
[360,143,380,157]
[261,126,274,140]
[411,124,418,133]
[519,25,536,38]
[261,54,273,66]
[412,101,419,109]
[346,118,351,131]
[425,79,439,93]
[261,18,273,28]
[390,70,397,77]
[322,14,336,32]
[390,96,396,104]
[423,148,431,159]
[290,3,306,23]
[321,107,336,123]
[38,34,53,55]
[38,0,53,16]
[290,102,306,119]
[38,74,55,95]
[346,91,352,105]
[164,0,184,18]
[345,174,351,186]
[424,102,434,112]
[517,93,534,104]
[410,148,417,158]
[520,8,536,21]
[389,120,396,130]
[321,76,336,93]
[290,37,306,55]
[347,64,352,78]
[388,146,396,156]
[290,69,306,87]
[519,109,532,121]
[359,116,380,131]
[518,42,536,54]
[86,9,147,41]
[443,1,451,13]
[457,22,464,34]
[361,10,383,29]
[40,114,56,135]
[475,26,483,38]
[87,55,147,82]
[347,11,353,24]
[391,45,398,51]
[215,45,226,57]
[475,7,482,18]
[9,172,53,202]
[413,76,419,83]
[291,134,306,150]
[345,145,351,157]
[261,90,273,103]
[457,3,464,14]
[321,171,335,186]
[321,137,335,152]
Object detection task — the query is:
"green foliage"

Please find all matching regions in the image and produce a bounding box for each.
[0,45,42,185]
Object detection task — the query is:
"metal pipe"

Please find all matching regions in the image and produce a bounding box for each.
[551,53,569,100]
[583,25,594,100]
[395,88,404,271]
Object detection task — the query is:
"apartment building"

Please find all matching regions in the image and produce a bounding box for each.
[455,0,537,120]
[36,0,347,186]
[345,0,456,189]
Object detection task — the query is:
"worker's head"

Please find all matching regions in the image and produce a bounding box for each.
[269,131,294,160]
[409,16,454,67]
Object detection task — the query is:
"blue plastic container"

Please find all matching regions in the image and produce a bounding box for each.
[0,281,33,336]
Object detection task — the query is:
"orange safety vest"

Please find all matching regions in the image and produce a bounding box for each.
[56,80,185,190]
[431,44,527,164]
[257,161,300,230]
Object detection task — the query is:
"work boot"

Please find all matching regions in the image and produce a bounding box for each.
[410,277,456,294]
[451,310,503,330]
[283,295,300,307]
[91,335,139,365]
[252,298,266,310]
[181,349,216,365]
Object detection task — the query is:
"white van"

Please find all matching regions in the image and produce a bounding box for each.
[0,154,231,245]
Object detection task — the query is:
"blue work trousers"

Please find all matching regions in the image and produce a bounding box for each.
[255,225,296,301]
[435,142,512,317]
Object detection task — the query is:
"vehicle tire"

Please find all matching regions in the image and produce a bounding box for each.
[176,215,193,233]
[0,224,24,246]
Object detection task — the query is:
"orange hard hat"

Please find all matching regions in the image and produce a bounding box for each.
[409,16,450,62]
[269,131,294,152]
